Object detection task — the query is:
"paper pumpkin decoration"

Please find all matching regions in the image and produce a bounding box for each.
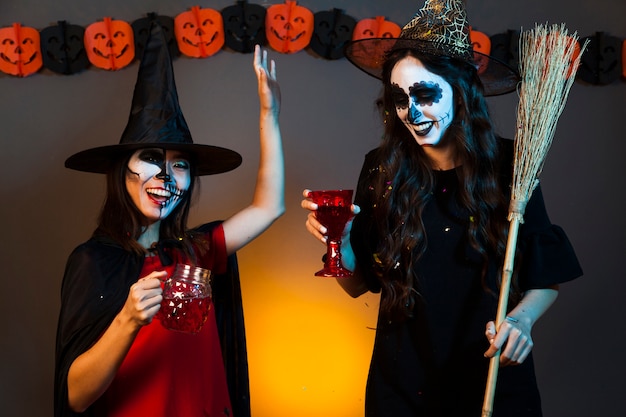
[175,6,225,58]
[0,23,43,77]
[490,30,520,72]
[266,0,314,54]
[310,8,356,60]
[352,16,401,41]
[84,17,135,70]
[470,27,490,75]
[577,32,622,85]
[132,13,179,60]
[221,0,267,53]
[40,21,89,74]
[348,17,401,70]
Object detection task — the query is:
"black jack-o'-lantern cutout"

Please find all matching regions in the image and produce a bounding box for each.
[84,17,135,70]
[310,8,356,60]
[175,6,225,58]
[266,0,314,54]
[0,22,43,77]
[490,30,520,72]
[352,16,401,41]
[40,20,89,74]
[132,13,179,60]
[221,0,267,53]
[470,27,490,75]
[577,31,622,85]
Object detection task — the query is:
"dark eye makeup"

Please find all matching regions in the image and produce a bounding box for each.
[391,83,409,109]
[138,149,165,165]
[408,81,443,106]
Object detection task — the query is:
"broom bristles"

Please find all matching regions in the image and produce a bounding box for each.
[511,23,588,221]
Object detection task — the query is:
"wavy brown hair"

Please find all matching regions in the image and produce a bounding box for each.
[371,49,510,319]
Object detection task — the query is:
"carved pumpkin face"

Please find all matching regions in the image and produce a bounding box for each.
[40,21,89,74]
[0,23,42,77]
[349,17,401,69]
[132,14,179,60]
[470,27,490,75]
[175,6,224,58]
[84,17,135,70]
[352,16,401,41]
[266,0,313,54]
[490,30,520,71]
[222,1,267,53]
[310,8,356,60]
[577,32,622,85]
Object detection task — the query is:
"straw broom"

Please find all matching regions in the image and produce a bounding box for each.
[481,23,587,417]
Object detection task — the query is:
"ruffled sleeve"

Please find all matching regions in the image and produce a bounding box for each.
[515,183,583,290]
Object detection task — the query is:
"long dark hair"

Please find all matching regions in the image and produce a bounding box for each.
[371,49,509,319]
[94,151,199,260]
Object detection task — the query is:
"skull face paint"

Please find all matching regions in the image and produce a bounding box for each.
[390,56,454,147]
[125,148,190,223]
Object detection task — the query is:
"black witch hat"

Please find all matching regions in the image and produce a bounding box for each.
[65,21,242,175]
[344,0,520,96]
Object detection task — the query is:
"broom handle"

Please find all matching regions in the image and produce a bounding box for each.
[481,216,522,417]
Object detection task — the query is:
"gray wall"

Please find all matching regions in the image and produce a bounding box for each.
[1,1,624,416]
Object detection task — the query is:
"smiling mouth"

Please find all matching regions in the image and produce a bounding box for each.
[183,31,219,47]
[411,121,435,136]
[146,187,185,206]
[271,29,305,42]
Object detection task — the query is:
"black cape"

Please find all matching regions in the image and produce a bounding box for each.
[54,221,250,417]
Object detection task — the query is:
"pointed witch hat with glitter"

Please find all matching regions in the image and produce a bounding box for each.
[65,21,242,175]
[344,0,519,96]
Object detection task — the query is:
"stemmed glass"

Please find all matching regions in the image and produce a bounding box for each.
[309,189,354,277]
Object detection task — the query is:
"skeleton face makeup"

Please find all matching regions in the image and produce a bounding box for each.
[125,148,191,223]
[390,56,454,147]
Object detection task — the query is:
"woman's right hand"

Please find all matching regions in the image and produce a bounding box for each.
[121,270,166,327]
[67,269,167,412]
[301,189,360,244]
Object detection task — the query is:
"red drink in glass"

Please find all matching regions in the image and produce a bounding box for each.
[159,295,211,334]
[156,264,212,334]
[309,189,354,277]
[316,205,352,240]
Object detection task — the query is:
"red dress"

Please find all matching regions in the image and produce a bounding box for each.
[95,226,233,417]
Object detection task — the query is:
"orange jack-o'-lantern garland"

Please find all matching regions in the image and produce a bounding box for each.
[0,0,623,85]
[0,22,42,77]
[84,17,135,70]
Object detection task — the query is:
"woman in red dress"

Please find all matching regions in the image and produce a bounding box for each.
[55,21,283,417]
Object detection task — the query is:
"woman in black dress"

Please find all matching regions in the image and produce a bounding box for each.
[301,1,582,415]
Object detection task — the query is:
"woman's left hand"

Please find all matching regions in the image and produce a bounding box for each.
[483,287,558,366]
[484,316,534,366]
[254,44,280,116]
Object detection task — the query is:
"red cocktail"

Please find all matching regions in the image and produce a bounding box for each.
[156,264,212,334]
[309,189,354,277]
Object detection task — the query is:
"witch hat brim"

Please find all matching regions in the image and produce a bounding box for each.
[65,20,242,175]
[344,0,520,96]
[344,38,520,96]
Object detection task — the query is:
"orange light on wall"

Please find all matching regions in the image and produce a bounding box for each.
[236,238,380,417]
